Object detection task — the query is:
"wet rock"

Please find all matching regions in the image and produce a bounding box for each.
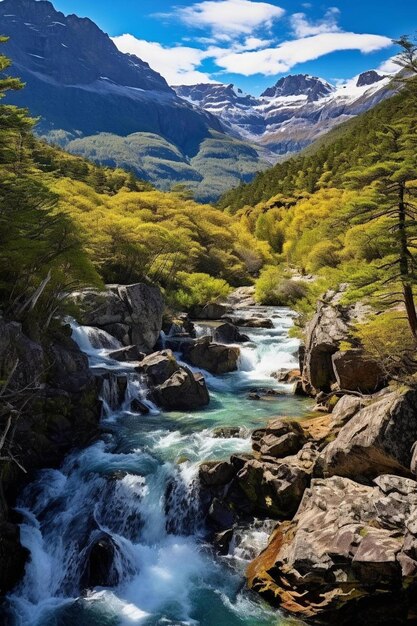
[271,368,301,384]
[252,419,304,453]
[196,302,228,320]
[69,283,164,353]
[212,426,244,439]
[236,458,309,518]
[108,345,145,362]
[214,528,234,555]
[208,498,236,530]
[137,349,178,385]
[332,349,386,394]
[199,460,236,487]
[247,474,417,624]
[0,521,29,596]
[182,336,240,375]
[224,316,274,329]
[129,398,150,414]
[153,367,209,411]
[319,388,417,479]
[82,532,120,588]
[213,322,249,344]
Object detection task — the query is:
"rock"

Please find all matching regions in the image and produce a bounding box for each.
[224,316,274,329]
[225,286,256,308]
[196,302,228,320]
[247,474,417,624]
[82,532,120,588]
[107,345,145,362]
[199,461,236,487]
[212,426,243,439]
[319,388,417,479]
[332,349,386,394]
[182,336,240,374]
[302,288,372,394]
[214,528,234,555]
[236,458,309,518]
[138,350,179,385]
[272,369,301,384]
[208,498,236,530]
[130,398,150,414]
[252,419,304,452]
[0,521,29,596]
[153,367,209,410]
[331,394,363,426]
[213,322,249,344]
[259,432,304,458]
[70,283,164,353]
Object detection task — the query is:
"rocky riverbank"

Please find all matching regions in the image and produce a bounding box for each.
[196,288,417,625]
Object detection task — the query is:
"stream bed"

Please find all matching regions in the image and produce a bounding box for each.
[7,306,311,626]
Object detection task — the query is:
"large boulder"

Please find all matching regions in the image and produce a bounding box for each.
[70,283,164,353]
[302,288,372,394]
[236,458,309,518]
[81,532,120,589]
[224,316,274,329]
[318,388,417,480]
[247,474,417,624]
[196,302,228,320]
[213,322,249,344]
[199,460,236,487]
[153,367,209,411]
[252,419,305,459]
[138,349,179,385]
[182,336,240,375]
[332,349,386,394]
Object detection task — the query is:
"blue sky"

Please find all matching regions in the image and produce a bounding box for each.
[51,0,416,94]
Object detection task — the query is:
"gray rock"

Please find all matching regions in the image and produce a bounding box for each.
[319,388,417,479]
[332,349,386,394]
[213,322,249,344]
[108,345,145,362]
[182,336,240,374]
[138,350,178,385]
[70,283,164,353]
[153,367,209,411]
[248,474,417,623]
[196,302,228,320]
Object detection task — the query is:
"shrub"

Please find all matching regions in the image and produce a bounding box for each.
[172,272,232,310]
[255,266,308,306]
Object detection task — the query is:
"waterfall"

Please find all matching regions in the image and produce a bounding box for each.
[7,307,308,626]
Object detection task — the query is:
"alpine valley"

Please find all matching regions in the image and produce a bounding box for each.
[0,0,394,200]
[2,1,417,626]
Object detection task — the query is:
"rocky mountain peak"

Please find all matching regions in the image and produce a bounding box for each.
[356,70,387,87]
[261,74,335,101]
[0,0,171,92]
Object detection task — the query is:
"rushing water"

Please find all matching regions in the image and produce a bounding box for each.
[6,306,310,626]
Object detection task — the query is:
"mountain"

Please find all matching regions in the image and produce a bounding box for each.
[174,72,393,156]
[0,0,270,201]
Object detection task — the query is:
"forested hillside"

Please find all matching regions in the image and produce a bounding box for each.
[0,40,274,336]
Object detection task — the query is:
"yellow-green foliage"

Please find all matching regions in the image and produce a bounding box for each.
[171,272,232,309]
[255,266,308,306]
[354,311,415,363]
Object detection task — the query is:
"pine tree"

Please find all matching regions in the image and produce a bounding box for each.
[347,118,417,336]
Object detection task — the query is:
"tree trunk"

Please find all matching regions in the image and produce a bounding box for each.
[398,185,417,337]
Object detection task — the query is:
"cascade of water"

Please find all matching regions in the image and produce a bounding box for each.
[7,306,308,626]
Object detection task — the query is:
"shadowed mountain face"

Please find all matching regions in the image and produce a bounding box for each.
[0,0,272,199]
[174,71,393,156]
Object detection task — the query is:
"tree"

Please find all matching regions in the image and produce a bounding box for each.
[347,119,417,336]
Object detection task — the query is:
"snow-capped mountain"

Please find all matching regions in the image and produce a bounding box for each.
[174,72,393,156]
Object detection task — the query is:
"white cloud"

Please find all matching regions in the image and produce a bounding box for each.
[214,32,392,76]
[113,34,214,85]
[291,7,341,38]
[377,55,400,74]
[174,0,285,36]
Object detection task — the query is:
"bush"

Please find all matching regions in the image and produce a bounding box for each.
[172,272,232,310]
[354,311,417,382]
[255,266,308,306]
